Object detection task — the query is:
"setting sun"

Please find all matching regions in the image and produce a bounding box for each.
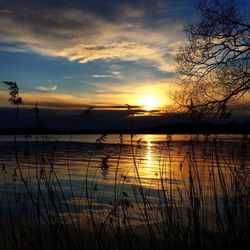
[139,94,161,111]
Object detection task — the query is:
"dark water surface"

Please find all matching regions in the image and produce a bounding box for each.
[0,134,249,225]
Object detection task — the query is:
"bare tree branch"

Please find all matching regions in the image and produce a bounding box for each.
[176,0,250,120]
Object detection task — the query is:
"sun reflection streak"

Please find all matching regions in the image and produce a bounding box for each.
[136,134,160,188]
[147,142,152,168]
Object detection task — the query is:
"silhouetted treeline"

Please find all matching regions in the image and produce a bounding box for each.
[1,122,250,135]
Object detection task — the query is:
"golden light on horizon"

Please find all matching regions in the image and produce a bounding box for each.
[0,81,176,111]
[139,94,161,111]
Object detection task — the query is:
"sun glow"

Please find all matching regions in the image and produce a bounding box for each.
[140,95,161,111]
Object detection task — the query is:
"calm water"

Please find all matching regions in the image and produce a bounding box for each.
[0,134,249,224]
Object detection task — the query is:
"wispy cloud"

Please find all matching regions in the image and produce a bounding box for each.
[0,9,14,14]
[0,44,28,53]
[0,1,187,73]
[36,85,58,92]
[92,74,114,78]
[91,68,121,78]
[57,41,176,72]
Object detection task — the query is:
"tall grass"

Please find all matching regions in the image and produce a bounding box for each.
[0,133,249,250]
[0,82,249,249]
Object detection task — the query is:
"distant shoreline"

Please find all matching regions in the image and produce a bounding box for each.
[1,122,250,135]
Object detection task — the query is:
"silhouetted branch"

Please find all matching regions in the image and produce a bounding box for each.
[176,0,250,119]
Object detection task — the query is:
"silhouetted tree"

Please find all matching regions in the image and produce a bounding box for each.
[176,0,250,119]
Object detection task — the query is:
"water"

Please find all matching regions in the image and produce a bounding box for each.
[0,134,249,226]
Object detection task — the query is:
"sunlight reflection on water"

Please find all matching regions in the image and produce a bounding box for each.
[0,134,249,218]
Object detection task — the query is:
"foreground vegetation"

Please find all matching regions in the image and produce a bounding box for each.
[0,133,249,250]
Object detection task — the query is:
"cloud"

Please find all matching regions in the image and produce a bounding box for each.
[0,1,186,73]
[0,44,29,53]
[57,41,176,72]
[0,78,177,109]
[0,9,14,14]
[92,74,114,78]
[36,85,58,92]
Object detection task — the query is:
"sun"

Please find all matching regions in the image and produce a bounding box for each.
[140,95,160,111]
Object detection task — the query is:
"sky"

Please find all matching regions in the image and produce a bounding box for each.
[0,0,198,109]
[0,0,249,129]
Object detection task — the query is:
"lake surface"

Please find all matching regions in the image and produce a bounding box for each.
[0,134,249,227]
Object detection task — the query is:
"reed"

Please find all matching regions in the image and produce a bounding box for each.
[0,82,249,250]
